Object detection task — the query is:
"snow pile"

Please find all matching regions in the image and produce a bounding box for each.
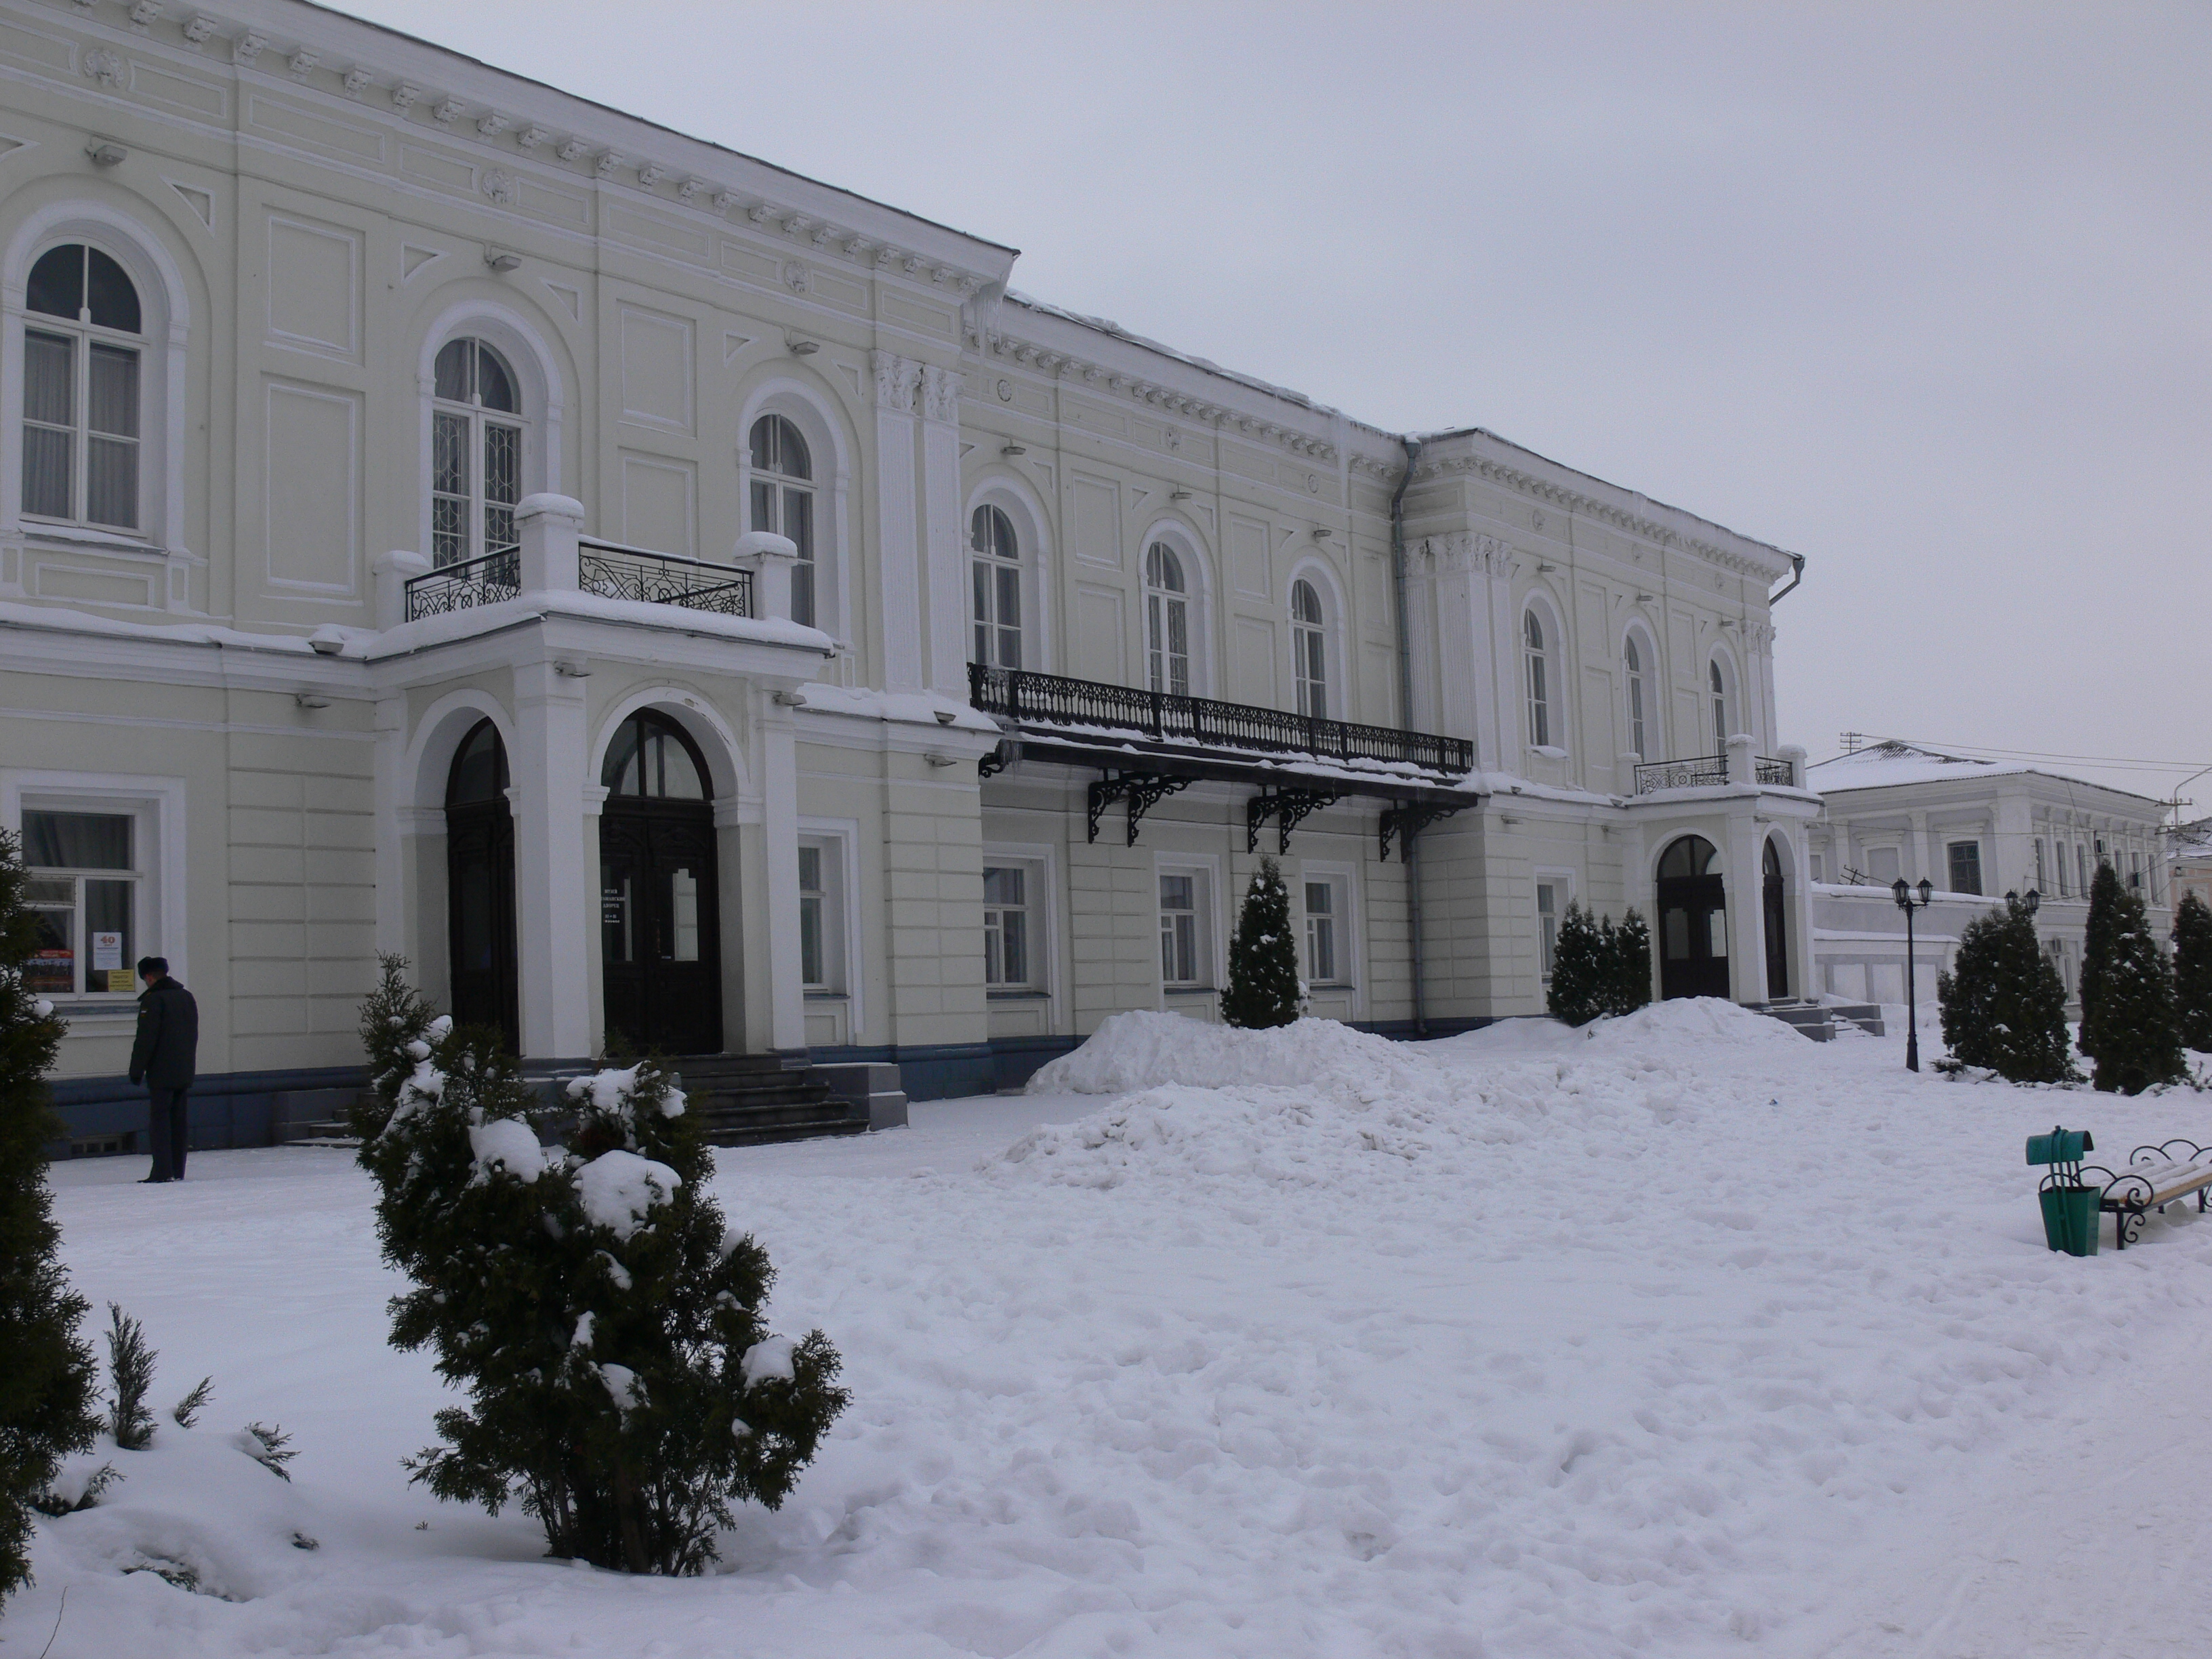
[1026,1010,1431,1094]
[466,1118,548,1183]
[567,1064,686,1121]
[1583,994,1811,1051]
[573,1149,682,1240]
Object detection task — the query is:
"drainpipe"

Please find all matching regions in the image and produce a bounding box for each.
[1390,434,1427,1036]
[1769,552,1805,605]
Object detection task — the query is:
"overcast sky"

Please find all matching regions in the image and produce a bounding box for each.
[343,0,2211,808]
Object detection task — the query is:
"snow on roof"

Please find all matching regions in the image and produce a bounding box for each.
[1809,741,2167,811]
[2168,816,2212,860]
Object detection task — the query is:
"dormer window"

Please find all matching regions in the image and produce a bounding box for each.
[22,243,142,530]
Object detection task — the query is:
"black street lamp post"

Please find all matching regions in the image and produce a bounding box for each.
[1891,875,1936,1071]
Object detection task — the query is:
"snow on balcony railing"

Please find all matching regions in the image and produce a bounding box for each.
[1633,752,1797,794]
[404,540,752,623]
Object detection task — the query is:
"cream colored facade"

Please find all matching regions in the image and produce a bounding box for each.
[1,0,1819,1143]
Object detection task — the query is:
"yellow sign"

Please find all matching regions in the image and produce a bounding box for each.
[107,968,138,994]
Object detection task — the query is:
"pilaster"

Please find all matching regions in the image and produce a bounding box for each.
[918,363,968,695]
[510,659,594,1057]
[872,350,925,692]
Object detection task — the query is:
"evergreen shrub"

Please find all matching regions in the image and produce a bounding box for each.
[2173,890,2212,1054]
[0,828,98,1601]
[356,956,848,1574]
[1547,903,1653,1027]
[2077,862,2126,1063]
[1934,895,2075,1084]
[1612,909,1654,1017]
[1221,859,1302,1029]
[2076,878,2187,1095]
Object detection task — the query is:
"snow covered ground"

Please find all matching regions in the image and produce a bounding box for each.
[10,1002,2212,1658]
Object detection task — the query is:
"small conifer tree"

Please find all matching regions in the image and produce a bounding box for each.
[357,963,847,1574]
[0,828,98,1603]
[1936,896,2075,1084]
[1221,858,1301,1029]
[1612,909,1654,1017]
[2078,878,2187,1095]
[2173,890,2212,1054]
[2077,861,2127,1063]
[1546,903,1612,1026]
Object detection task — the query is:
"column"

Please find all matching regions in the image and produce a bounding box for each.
[371,695,410,958]
[1723,805,1767,1003]
[758,703,806,1054]
[918,363,970,696]
[872,351,926,691]
[510,659,595,1057]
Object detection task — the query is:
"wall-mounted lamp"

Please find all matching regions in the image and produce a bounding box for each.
[307,625,346,656]
[1170,488,1193,503]
[1635,592,1656,603]
[1537,561,1557,573]
[786,336,820,356]
[484,248,521,273]
[85,142,127,168]
[933,708,956,725]
[1313,526,1333,540]
[924,752,957,768]
[553,659,592,678]
[771,689,808,707]
[1002,443,1027,457]
[293,692,330,710]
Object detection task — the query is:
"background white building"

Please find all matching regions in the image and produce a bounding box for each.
[2,0,1821,1152]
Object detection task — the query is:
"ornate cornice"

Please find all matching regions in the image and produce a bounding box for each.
[66,0,1000,295]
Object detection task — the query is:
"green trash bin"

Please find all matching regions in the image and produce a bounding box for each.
[2038,1183,2102,1256]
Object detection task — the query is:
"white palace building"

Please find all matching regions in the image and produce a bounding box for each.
[3,0,1834,1149]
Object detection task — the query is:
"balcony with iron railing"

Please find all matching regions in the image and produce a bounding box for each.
[1633,747,1800,795]
[969,662,1474,777]
[380,492,801,631]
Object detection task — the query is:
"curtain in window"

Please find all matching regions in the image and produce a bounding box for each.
[86,343,139,528]
[22,329,73,518]
[23,810,131,869]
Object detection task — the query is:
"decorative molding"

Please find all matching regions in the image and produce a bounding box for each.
[81,47,123,86]
[555,135,588,163]
[637,161,665,189]
[128,1,163,28]
[872,350,920,415]
[919,364,960,424]
[392,82,420,110]
[480,168,514,205]
[516,123,550,149]
[232,30,266,64]
[476,110,510,138]
[341,64,371,96]
[432,96,465,125]
[286,47,317,77]
[1423,533,1513,577]
[182,14,214,45]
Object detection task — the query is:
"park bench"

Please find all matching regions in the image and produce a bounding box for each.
[2083,1141,2212,1250]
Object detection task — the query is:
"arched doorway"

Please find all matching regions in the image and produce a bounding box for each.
[599,710,722,1056]
[445,719,518,1049]
[1763,840,1789,1000]
[1657,834,1729,1000]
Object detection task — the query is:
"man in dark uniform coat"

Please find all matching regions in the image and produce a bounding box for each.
[128,955,198,1183]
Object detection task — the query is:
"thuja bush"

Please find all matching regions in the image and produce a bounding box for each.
[1547,904,1654,1027]
[1221,858,1301,1029]
[2174,890,2212,1054]
[1936,896,2075,1084]
[0,828,98,1602]
[2076,883,2187,1096]
[356,956,846,1574]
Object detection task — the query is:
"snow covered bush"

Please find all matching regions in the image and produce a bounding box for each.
[0,826,99,1602]
[1547,905,1652,1027]
[356,962,848,1574]
[2074,869,2186,1095]
[2174,890,2212,1053]
[1221,858,1301,1029]
[1936,896,2074,1084]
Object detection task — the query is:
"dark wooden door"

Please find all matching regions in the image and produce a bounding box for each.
[1762,841,1789,1000]
[1656,834,1729,1000]
[447,802,518,1049]
[600,801,721,1057]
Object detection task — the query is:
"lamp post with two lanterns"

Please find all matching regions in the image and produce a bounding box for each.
[1891,876,1934,1071]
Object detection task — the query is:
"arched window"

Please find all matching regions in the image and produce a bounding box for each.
[1145,542,1190,697]
[446,718,510,804]
[1624,636,1649,761]
[22,243,142,529]
[1524,609,1552,748]
[970,503,1021,669]
[432,337,523,568]
[749,413,815,628]
[601,710,709,800]
[1709,657,1730,752]
[1291,578,1327,718]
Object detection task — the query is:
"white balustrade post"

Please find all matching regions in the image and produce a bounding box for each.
[733,530,800,621]
[1778,743,1808,790]
[516,493,583,592]
[372,549,431,628]
[1725,732,1756,786]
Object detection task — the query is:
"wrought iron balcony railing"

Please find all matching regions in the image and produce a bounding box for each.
[969,662,1474,776]
[1633,752,1796,794]
[405,541,753,623]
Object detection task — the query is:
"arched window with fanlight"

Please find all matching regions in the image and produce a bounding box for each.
[1291,578,1328,718]
[1624,635,1650,761]
[1145,541,1190,697]
[970,503,1021,669]
[22,243,142,530]
[1709,657,1732,752]
[432,337,524,568]
[749,413,815,627]
[1524,609,1552,748]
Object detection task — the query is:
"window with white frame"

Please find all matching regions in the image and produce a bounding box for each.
[796,838,846,994]
[1524,609,1552,748]
[1291,579,1328,718]
[750,413,816,628]
[22,243,144,531]
[1145,542,1191,697]
[983,863,1037,990]
[970,504,1021,670]
[1708,657,1731,752]
[1536,879,1561,980]
[1624,635,1649,760]
[1158,866,1209,988]
[1303,873,1351,986]
[1946,840,1982,896]
[21,808,139,998]
[430,337,524,568]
